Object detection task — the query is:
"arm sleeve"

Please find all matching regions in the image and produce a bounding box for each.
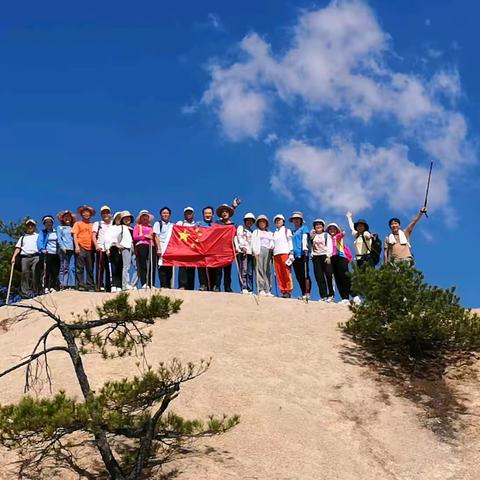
[37,231,45,251]
[92,221,99,234]
[347,216,357,236]
[56,226,65,250]
[302,230,308,251]
[132,225,142,242]
[15,237,22,248]
[287,229,294,252]
[153,222,160,235]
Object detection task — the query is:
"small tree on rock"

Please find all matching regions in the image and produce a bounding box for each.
[0,293,239,479]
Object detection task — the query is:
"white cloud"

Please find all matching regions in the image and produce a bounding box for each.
[207,13,223,31]
[201,0,475,215]
[272,139,449,213]
[264,132,278,145]
[181,103,198,115]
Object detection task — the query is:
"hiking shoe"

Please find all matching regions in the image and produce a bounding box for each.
[199,285,207,291]
[266,292,274,297]
[352,295,362,305]
[213,286,220,292]
[326,296,334,303]
[282,292,291,299]
[241,289,249,295]
[339,299,351,306]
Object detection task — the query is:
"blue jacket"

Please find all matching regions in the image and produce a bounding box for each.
[199,220,214,227]
[56,225,74,251]
[37,229,58,254]
[292,224,310,258]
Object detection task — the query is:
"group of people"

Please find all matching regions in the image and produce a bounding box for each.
[9,201,428,304]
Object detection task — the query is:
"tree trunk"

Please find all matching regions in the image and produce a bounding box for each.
[60,324,126,480]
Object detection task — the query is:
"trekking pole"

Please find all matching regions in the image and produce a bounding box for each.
[6,263,14,305]
[149,243,154,288]
[273,257,279,297]
[42,255,47,294]
[97,250,103,291]
[61,253,67,290]
[304,255,311,303]
[423,161,433,219]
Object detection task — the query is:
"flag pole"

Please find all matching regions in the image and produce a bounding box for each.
[423,161,433,219]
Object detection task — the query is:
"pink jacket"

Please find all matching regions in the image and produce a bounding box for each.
[133,224,155,246]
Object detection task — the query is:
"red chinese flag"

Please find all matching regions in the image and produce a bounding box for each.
[162,224,236,268]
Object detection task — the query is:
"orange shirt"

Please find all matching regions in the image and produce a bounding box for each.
[72,221,94,250]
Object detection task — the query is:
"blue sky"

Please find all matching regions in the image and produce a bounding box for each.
[1,0,479,304]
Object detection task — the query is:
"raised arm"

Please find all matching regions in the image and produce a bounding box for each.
[346,212,357,236]
[405,207,427,235]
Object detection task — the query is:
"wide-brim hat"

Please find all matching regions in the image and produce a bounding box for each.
[119,210,134,223]
[77,205,96,217]
[326,222,340,232]
[112,211,123,224]
[56,210,77,223]
[312,218,325,227]
[136,209,154,223]
[273,214,285,222]
[256,214,269,227]
[216,204,234,217]
[354,218,370,231]
[289,211,304,222]
[243,212,256,222]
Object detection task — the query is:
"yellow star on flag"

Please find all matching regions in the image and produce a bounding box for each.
[179,230,190,241]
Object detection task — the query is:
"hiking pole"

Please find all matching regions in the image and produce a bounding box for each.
[149,243,154,288]
[304,255,311,303]
[6,262,14,305]
[423,161,433,219]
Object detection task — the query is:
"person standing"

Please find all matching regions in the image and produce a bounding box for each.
[105,212,123,292]
[290,211,311,300]
[72,205,95,291]
[272,214,294,298]
[153,207,174,288]
[56,210,76,289]
[310,219,334,302]
[235,213,256,294]
[133,210,157,288]
[215,203,236,293]
[198,206,216,291]
[92,205,113,292]
[118,211,136,290]
[346,212,374,268]
[176,207,197,290]
[10,219,40,298]
[37,215,60,293]
[326,223,351,305]
[384,207,427,264]
[252,214,274,296]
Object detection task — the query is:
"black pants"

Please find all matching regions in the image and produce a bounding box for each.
[110,246,123,289]
[331,255,350,300]
[355,255,376,269]
[312,255,334,298]
[215,264,232,292]
[292,256,311,295]
[76,247,94,290]
[137,244,155,287]
[158,266,173,288]
[95,250,112,292]
[40,253,60,291]
[178,267,195,290]
[198,267,217,290]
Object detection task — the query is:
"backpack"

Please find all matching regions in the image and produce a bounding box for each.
[361,233,382,266]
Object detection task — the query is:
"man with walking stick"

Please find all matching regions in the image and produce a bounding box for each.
[384,162,432,264]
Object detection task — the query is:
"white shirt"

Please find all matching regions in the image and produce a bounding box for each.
[105,225,133,250]
[252,229,274,255]
[235,225,253,254]
[273,226,293,256]
[92,221,112,251]
[153,221,173,251]
[176,220,196,227]
[16,233,39,255]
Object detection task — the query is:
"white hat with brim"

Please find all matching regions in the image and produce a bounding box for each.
[100,205,111,213]
[273,214,285,222]
[289,211,304,222]
[25,219,37,226]
[256,214,269,228]
[183,206,194,213]
[119,210,134,223]
[326,222,341,232]
[243,212,256,222]
[312,218,325,226]
[112,211,123,224]
[136,210,154,224]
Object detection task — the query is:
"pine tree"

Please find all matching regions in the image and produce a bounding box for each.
[0,293,239,479]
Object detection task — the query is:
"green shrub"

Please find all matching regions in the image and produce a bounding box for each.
[342,263,480,360]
